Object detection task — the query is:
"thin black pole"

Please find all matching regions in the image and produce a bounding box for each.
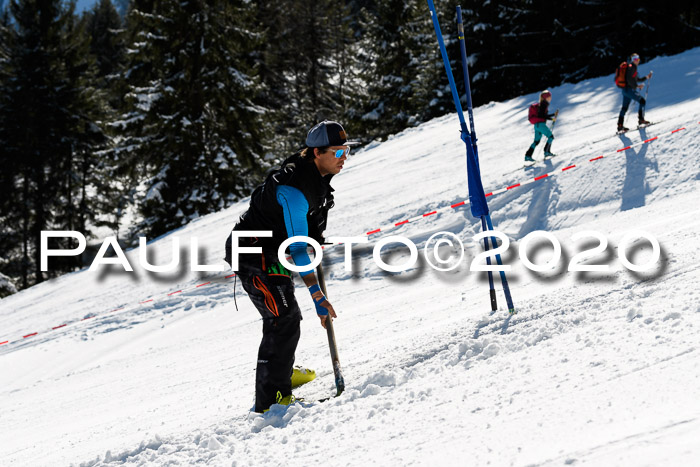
[480,216,498,311]
[316,262,345,396]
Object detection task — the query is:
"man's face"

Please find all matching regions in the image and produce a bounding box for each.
[633,58,640,65]
[315,146,349,176]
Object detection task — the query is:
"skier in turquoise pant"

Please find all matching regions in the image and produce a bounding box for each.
[525,90,557,162]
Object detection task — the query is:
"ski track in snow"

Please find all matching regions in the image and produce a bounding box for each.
[1,48,700,466]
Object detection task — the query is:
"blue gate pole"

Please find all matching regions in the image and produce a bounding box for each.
[426,0,469,137]
[427,1,495,309]
[456,5,496,311]
[428,0,516,314]
[456,5,514,314]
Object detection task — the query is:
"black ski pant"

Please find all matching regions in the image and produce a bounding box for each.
[238,256,301,413]
[619,87,646,122]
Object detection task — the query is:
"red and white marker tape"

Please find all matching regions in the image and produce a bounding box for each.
[363,123,695,236]
[0,273,238,348]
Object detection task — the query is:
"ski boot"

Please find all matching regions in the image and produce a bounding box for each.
[638,118,650,126]
[291,367,316,388]
[263,391,298,413]
[617,116,628,133]
[543,142,556,158]
[275,391,296,406]
[524,146,535,163]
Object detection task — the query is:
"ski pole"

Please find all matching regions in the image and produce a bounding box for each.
[316,261,345,397]
[456,6,477,147]
[550,109,559,133]
[645,72,653,101]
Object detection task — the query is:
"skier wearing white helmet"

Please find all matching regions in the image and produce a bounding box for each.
[615,53,652,132]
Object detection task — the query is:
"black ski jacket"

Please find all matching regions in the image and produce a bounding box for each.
[625,62,647,89]
[226,152,335,267]
[537,100,556,120]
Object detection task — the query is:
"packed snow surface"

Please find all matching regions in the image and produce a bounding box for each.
[2,48,700,466]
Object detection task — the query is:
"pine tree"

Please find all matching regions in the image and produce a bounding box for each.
[3,0,71,286]
[103,0,160,239]
[0,5,20,287]
[0,270,18,298]
[328,0,368,143]
[85,0,125,98]
[252,0,360,153]
[1,0,108,287]
[52,8,110,253]
[113,0,129,17]
[406,0,454,126]
[351,0,433,140]
[115,0,268,239]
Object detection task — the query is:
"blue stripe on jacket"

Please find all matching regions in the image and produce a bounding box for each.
[276,185,312,276]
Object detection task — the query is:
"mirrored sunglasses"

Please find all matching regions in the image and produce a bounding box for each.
[332,147,351,158]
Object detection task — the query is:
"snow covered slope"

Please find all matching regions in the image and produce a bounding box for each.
[1,48,700,466]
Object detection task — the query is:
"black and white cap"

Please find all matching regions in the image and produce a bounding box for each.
[306,121,359,148]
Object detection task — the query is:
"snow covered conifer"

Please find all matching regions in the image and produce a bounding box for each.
[0,0,109,287]
[114,0,267,239]
[352,0,441,140]
[85,0,125,108]
[251,0,354,153]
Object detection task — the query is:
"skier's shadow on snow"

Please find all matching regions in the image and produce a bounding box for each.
[473,155,560,287]
[619,129,658,211]
[518,158,557,237]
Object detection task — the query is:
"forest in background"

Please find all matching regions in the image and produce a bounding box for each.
[1,0,698,294]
